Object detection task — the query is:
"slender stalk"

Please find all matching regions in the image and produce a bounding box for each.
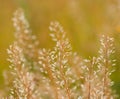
[103,36,108,99]
[59,42,71,99]
[45,57,59,99]
[40,50,59,99]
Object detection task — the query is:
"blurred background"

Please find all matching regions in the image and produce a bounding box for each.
[0,0,120,96]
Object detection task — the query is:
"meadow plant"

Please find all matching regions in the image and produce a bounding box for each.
[7,42,40,99]
[2,9,117,99]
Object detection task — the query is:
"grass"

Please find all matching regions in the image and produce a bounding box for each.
[1,8,118,99]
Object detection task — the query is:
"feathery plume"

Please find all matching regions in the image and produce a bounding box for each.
[7,42,40,99]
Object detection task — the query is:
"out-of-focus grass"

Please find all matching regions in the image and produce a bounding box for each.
[0,0,120,95]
